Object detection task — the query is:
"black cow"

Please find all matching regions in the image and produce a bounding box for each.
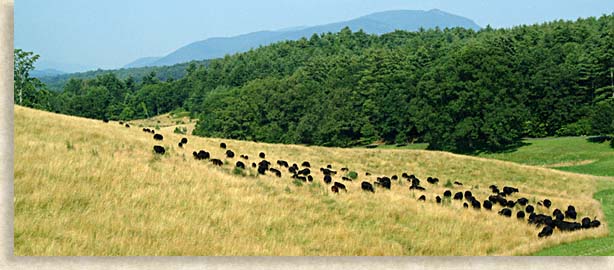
[526,205,535,214]
[365,172,371,176]
[342,176,352,182]
[410,185,425,191]
[464,191,473,199]
[341,167,349,172]
[197,150,210,160]
[103,118,109,123]
[252,163,257,168]
[236,161,245,169]
[333,182,347,192]
[463,202,469,208]
[301,161,311,168]
[506,200,517,208]
[211,159,223,166]
[259,160,271,170]
[376,177,391,189]
[257,166,267,175]
[418,195,426,201]
[277,160,289,168]
[181,138,188,144]
[331,186,339,193]
[401,173,409,179]
[119,121,124,125]
[153,145,165,155]
[581,217,591,229]
[241,155,249,160]
[298,168,310,176]
[590,219,601,228]
[125,124,130,128]
[517,211,526,219]
[517,198,529,206]
[307,175,313,182]
[427,177,439,184]
[565,205,577,220]
[553,209,564,221]
[326,164,332,169]
[270,168,282,177]
[503,186,519,195]
[321,168,337,175]
[454,181,463,186]
[178,142,183,148]
[436,196,442,204]
[489,185,499,193]
[259,152,266,158]
[323,175,332,184]
[154,134,164,141]
[554,220,582,232]
[453,192,463,200]
[443,190,452,197]
[529,213,554,227]
[483,200,493,210]
[498,208,512,217]
[391,175,398,181]
[220,142,227,149]
[543,199,552,208]
[538,226,554,238]
[226,150,235,158]
[361,182,375,193]
[471,199,481,209]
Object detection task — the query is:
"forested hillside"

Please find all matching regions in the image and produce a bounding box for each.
[16,15,614,153]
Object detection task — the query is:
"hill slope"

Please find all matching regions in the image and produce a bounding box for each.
[143,9,480,67]
[13,106,608,255]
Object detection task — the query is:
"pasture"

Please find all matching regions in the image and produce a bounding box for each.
[13,106,608,256]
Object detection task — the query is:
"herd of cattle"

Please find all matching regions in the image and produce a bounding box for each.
[113,120,603,239]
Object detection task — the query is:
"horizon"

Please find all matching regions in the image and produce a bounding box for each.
[15,0,614,72]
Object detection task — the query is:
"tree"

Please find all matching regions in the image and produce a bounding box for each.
[14,49,43,106]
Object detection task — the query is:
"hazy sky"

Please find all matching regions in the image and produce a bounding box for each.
[14,0,614,72]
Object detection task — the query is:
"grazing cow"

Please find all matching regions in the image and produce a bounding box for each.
[323,175,332,184]
[525,205,535,214]
[178,142,183,148]
[498,208,512,217]
[259,160,271,170]
[483,200,493,210]
[241,155,249,160]
[252,163,257,168]
[259,152,266,158]
[197,150,210,160]
[443,190,452,197]
[103,119,109,123]
[270,168,282,177]
[257,166,267,175]
[410,185,425,191]
[517,198,529,206]
[341,167,349,172]
[401,173,409,179]
[427,177,439,184]
[236,161,245,169]
[220,142,227,149]
[436,196,442,204]
[181,138,188,144]
[301,161,311,168]
[391,175,398,181]
[453,192,463,200]
[153,145,165,155]
[554,220,582,232]
[463,202,469,208]
[307,175,313,182]
[529,213,554,227]
[418,195,426,201]
[517,211,526,219]
[506,200,517,208]
[277,160,289,168]
[119,121,124,125]
[341,176,352,181]
[538,226,554,238]
[489,185,499,193]
[298,168,310,176]
[365,172,371,176]
[454,181,463,186]
[226,150,235,158]
[503,186,519,195]
[361,182,375,193]
[154,134,164,141]
[333,182,347,192]
[553,209,564,221]
[321,168,337,176]
[375,177,391,190]
[565,205,577,220]
[331,186,339,193]
[327,164,332,169]
[193,151,198,159]
[464,191,473,199]
[125,123,130,128]
[581,217,591,229]
[471,199,481,209]
[211,159,224,166]
[543,199,552,208]
[143,128,150,132]
[590,219,601,228]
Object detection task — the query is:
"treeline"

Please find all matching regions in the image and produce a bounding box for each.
[38,60,209,92]
[16,14,614,153]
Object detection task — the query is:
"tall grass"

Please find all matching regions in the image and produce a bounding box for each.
[13,106,608,256]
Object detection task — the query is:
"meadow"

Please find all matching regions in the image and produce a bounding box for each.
[13,106,609,256]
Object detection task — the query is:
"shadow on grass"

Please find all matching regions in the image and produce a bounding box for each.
[460,141,532,156]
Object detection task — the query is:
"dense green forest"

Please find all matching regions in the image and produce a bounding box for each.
[15,15,614,153]
[38,60,209,92]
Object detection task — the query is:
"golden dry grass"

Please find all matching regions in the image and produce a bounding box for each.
[13,106,609,256]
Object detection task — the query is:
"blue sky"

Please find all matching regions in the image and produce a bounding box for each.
[14,0,614,72]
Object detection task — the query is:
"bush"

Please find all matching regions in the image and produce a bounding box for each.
[591,100,614,135]
[444,180,453,188]
[555,119,592,137]
[347,171,358,180]
[174,127,187,135]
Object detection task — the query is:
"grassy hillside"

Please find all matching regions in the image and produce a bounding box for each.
[14,106,608,256]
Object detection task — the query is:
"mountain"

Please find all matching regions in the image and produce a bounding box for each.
[123,56,163,68]
[31,68,65,78]
[36,59,97,74]
[134,9,480,67]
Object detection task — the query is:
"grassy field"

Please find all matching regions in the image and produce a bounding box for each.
[478,137,614,255]
[13,106,609,256]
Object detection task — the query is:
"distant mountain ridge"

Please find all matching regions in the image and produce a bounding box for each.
[128,9,480,68]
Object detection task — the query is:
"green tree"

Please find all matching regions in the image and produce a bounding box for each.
[14,49,43,106]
